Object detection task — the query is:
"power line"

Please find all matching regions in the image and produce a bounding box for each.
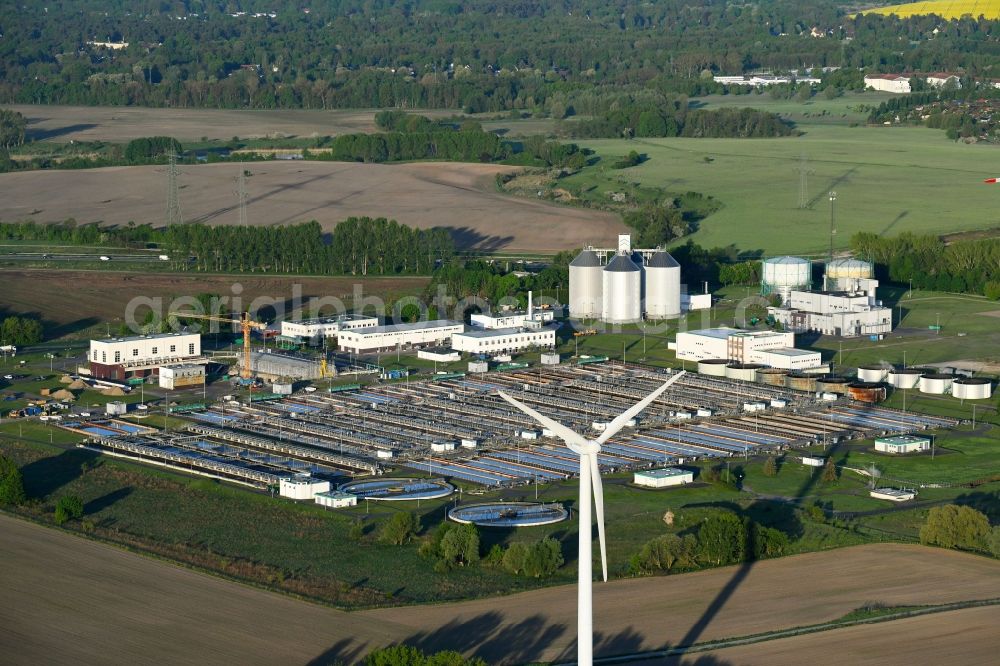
[165,153,183,225]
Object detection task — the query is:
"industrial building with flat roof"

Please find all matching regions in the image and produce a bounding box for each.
[280,314,378,344]
[634,467,694,488]
[158,363,205,390]
[451,325,557,354]
[769,289,892,338]
[674,327,823,371]
[89,332,201,380]
[875,435,931,454]
[336,320,465,354]
[247,350,323,381]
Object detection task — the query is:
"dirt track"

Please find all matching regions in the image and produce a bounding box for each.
[0,161,624,251]
[3,514,999,665]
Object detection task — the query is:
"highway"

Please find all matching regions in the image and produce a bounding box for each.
[0,251,170,263]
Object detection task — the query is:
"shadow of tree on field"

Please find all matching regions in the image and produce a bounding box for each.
[20,447,101,499]
[83,487,132,516]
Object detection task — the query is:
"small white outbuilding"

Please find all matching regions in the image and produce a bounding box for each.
[634,467,693,488]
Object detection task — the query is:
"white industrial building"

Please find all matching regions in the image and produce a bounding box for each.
[451,324,557,354]
[674,327,822,370]
[471,292,555,329]
[247,350,323,381]
[864,73,912,93]
[769,290,892,337]
[569,235,683,323]
[89,332,201,380]
[280,314,378,344]
[713,74,820,87]
[875,435,930,455]
[279,474,331,500]
[158,364,205,390]
[634,468,694,488]
[337,320,464,354]
[926,73,962,89]
[314,490,358,508]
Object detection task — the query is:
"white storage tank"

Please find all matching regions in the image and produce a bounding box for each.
[601,253,642,323]
[857,364,888,383]
[644,250,681,319]
[826,258,873,279]
[569,248,603,318]
[919,373,954,395]
[951,377,993,400]
[762,256,811,300]
[698,359,729,377]
[888,368,925,389]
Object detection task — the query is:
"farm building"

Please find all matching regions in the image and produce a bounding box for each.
[280,314,377,345]
[674,327,822,371]
[279,474,331,500]
[314,491,358,508]
[89,332,201,380]
[336,320,464,354]
[451,325,557,355]
[875,435,931,454]
[158,364,205,390]
[633,467,694,488]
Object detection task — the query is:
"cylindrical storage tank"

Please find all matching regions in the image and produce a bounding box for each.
[919,373,954,395]
[601,253,641,323]
[698,359,729,377]
[643,250,681,319]
[569,249,603,318]
[889,368,926,389]
[817,376,852,394]
[857,364,888,383]
[826,258,873,280]
[952,378,993,400]
[786,373,818,392]
[847,382,886,403]
[726,363,765,382]
[762,256,811,299]
[757,368,790,387]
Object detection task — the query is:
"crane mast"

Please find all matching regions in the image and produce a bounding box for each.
[168,311,266,381]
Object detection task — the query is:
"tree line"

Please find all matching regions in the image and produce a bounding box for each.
[0,316,44,346]
[851,231,1000,298]
[0,218,456,276]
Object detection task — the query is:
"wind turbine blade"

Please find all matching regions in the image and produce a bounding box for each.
[595,371,686,446]
[497,390,585,449]
[589,453,608,583]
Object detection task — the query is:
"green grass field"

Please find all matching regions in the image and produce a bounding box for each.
[561,111,999,256]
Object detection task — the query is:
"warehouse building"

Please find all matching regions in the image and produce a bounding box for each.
[279,474,331,500]
[280,314,378,345]
[89,332,201,380]
[634,468,693,488]
[158,364,205,390]
[673,327,822,370]
[874,435,931,455]
[864,73,911,93]
[337,320,465,354]
[451,324,558,355]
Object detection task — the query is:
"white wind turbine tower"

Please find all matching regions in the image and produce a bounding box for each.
[498,370,686,665]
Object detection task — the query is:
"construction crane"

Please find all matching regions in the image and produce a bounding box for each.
[169,311,266,382]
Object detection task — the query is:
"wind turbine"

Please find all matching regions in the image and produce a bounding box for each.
[497,370,686,665]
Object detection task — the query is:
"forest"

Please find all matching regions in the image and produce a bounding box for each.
[2,1,998,112]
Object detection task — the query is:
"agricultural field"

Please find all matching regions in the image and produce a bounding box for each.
[561,122,1000,256]
[859,0,1000,20]
[673,605,1000,666]
[5,512,997,665]
[0,161,624,252]
[0,269,429,336]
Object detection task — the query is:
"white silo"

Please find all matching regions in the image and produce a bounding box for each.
[602,253,642,323]
[826,258,874,292]
[569,248,603,318]
[761,256,811,301]
[644,250,681,319]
